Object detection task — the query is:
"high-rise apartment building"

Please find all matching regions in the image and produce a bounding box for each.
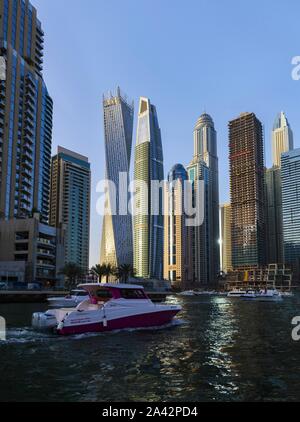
[229,112,266,269]
[164,164,188,286]
[265,112,293,265]
[281,148,300,279]
[187,113,219,285]
[272,112,293,168]
[50,147,91,274]
[220,203,232,274]
[100,88,134,268]
[265,167,284,264]
[0,0,53,223]
[134,97,164,279]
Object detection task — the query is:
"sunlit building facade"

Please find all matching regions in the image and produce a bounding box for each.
[164,164,188,286]
[100,88,134,268]
[134,97,164,279]
[187,113,220,285]
[272,112,293,168]
[220,203,232,273]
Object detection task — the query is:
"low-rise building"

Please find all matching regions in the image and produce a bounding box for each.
[0,214,65,287]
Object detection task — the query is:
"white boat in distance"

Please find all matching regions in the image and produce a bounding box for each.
[227,289,247,297]
[33,283,181,335]
[178,290,196,296]
[255,289,283,302]
[241,290,257,300]
[47,289,89,308]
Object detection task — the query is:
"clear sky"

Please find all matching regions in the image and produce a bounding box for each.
[32,0,300,267]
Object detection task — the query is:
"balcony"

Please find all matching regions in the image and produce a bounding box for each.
[20,184,31,195]
[37,238,55,248]
[37,249,55,258]
[20,166,32,178]
[21,159,33,170]
[36,260,55,268]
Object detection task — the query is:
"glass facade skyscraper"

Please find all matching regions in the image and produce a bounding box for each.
[134,97,164,279]
[100,88,134,268]
[0,0,53,223]
[50,147,91,274]
[187,113,220,285]
[281,148,300,278]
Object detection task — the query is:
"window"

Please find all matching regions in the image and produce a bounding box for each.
[94,289,112,300]
[120,289,146,299]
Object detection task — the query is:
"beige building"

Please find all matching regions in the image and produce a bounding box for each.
[272,112,293,168]
[163,164,189,286]
[220,203,232,274]
[0,214,65,286]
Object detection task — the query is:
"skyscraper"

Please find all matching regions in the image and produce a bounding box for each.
[0,0,53,223]
[281,148,300,279]
[265,167,284,264]
[187,113,219,285]
[220,203,232,274]
[164,164,188,286]
[134,97,164,279]
[272,112,293,168]
[100,88,134,268]
[229,112,266,269]
[265,112,293,265]
[50,147,91,274]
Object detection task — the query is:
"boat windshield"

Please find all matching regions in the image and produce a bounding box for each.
[91,289,113,302]
[120,289,147,299]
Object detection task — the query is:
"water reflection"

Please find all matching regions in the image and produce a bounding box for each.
[0,296,300,401]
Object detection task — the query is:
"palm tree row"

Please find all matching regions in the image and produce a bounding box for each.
[91,263,136,284]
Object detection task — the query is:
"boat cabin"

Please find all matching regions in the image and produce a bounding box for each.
[78,283,149,303]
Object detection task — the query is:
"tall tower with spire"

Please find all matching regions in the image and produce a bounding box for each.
[272,112,293,168]
[187,113,220,285]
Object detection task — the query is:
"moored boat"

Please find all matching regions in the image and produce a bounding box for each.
[47,289,89,308]
[227,289,247,298]
[255,289,283,302]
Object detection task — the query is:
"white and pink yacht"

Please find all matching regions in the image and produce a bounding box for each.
[32,283,181,335]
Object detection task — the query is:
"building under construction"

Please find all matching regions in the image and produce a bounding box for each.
[225,264,292,291]
[229,112,266,270]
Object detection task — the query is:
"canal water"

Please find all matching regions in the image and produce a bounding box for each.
[0,294,300,402]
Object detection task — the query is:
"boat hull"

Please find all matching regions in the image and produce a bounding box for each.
[57,308,180,336]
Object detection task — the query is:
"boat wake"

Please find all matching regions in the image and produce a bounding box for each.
[1,318,187,345]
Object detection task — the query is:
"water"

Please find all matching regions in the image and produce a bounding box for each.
[1,294,300,402]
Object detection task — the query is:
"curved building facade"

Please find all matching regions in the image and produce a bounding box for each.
[100,88,134,267]
[134,97,164,279]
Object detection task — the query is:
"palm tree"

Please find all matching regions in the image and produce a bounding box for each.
[60,262,83,291]
[102,263,114,283]
[115,264,136,283]
[91,264,106,284]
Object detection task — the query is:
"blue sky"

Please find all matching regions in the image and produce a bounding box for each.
[32,0,300,267]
